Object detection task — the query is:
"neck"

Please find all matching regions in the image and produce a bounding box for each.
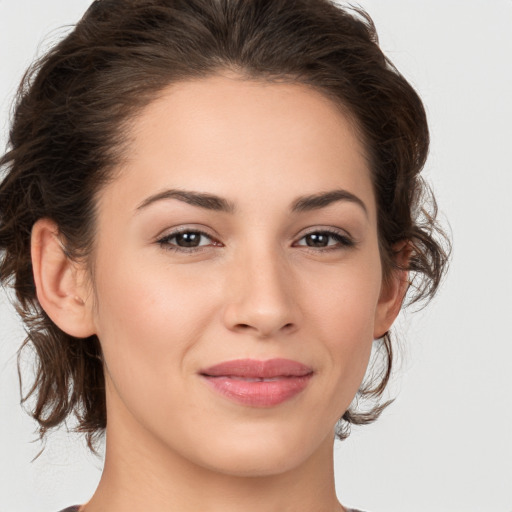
[82,407,344,512]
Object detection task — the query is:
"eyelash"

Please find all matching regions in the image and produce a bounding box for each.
[156,228,355,254]
[157,229,219,253]
[294,230,355,252]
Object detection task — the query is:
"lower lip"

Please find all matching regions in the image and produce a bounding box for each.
[201,375,312,407]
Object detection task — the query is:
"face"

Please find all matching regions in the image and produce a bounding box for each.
[84,73,396,477]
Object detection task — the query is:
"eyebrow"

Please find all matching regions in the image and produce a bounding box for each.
[136,189,236,213]
[290,189,368,216]
[135,187,367,217]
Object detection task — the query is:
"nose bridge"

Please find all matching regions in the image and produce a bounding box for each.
[223,241,299,337]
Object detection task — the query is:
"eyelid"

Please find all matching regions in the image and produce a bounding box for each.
[155,223,219,241]
[294,225,353,241]
[154,225,356,254]
[292,227,356,250]
[156,226,222,252]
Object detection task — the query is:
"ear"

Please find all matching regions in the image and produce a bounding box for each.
[31,218,96,338]
[373,241,411,339]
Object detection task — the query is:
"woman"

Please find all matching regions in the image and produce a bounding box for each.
[0,0,449,511]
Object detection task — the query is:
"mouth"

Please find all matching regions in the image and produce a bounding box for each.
[199,358,314,407]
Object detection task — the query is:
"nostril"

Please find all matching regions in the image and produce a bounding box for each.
[234,322,296,335]
[283,323,295,332]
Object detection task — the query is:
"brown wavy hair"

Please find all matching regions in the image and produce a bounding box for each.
[0,0,450,449]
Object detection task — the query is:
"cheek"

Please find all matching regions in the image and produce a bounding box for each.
[302,253,382,406]
[306,249,382,341]
[91,253,219,402]
[94,246,217,336]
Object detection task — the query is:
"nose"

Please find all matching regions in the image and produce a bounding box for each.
[222,247,301,338]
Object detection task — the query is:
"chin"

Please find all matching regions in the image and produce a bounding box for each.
[187,421,332,478]
[201,448,307,478]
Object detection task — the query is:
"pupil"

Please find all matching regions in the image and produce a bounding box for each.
[306,233,328,247]
[176,232,201,247]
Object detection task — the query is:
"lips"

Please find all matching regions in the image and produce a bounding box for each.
[200,358,313,407]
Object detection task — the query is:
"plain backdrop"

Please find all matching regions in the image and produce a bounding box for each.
[1,1,511,511]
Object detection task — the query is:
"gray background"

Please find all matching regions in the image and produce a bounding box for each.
[1,1,511,511]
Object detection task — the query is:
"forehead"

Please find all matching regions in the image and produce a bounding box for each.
[99,73,375,220]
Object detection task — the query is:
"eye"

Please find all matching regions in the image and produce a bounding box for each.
[157,229,220,252]
[294,230,354,250]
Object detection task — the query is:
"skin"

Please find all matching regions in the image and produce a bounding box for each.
[31,72,408,512]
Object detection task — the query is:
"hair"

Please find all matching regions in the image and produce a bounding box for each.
[0,0,449,449]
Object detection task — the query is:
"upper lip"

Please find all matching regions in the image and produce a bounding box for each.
[200,358,313,378]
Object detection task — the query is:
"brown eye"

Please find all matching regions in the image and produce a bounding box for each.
[157,229,219,252]
[295,231,354,250]
[174,232,204,247]
[304,233,330,247]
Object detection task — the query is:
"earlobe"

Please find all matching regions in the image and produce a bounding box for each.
[373,242,411,339]
[31,218,96,338]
